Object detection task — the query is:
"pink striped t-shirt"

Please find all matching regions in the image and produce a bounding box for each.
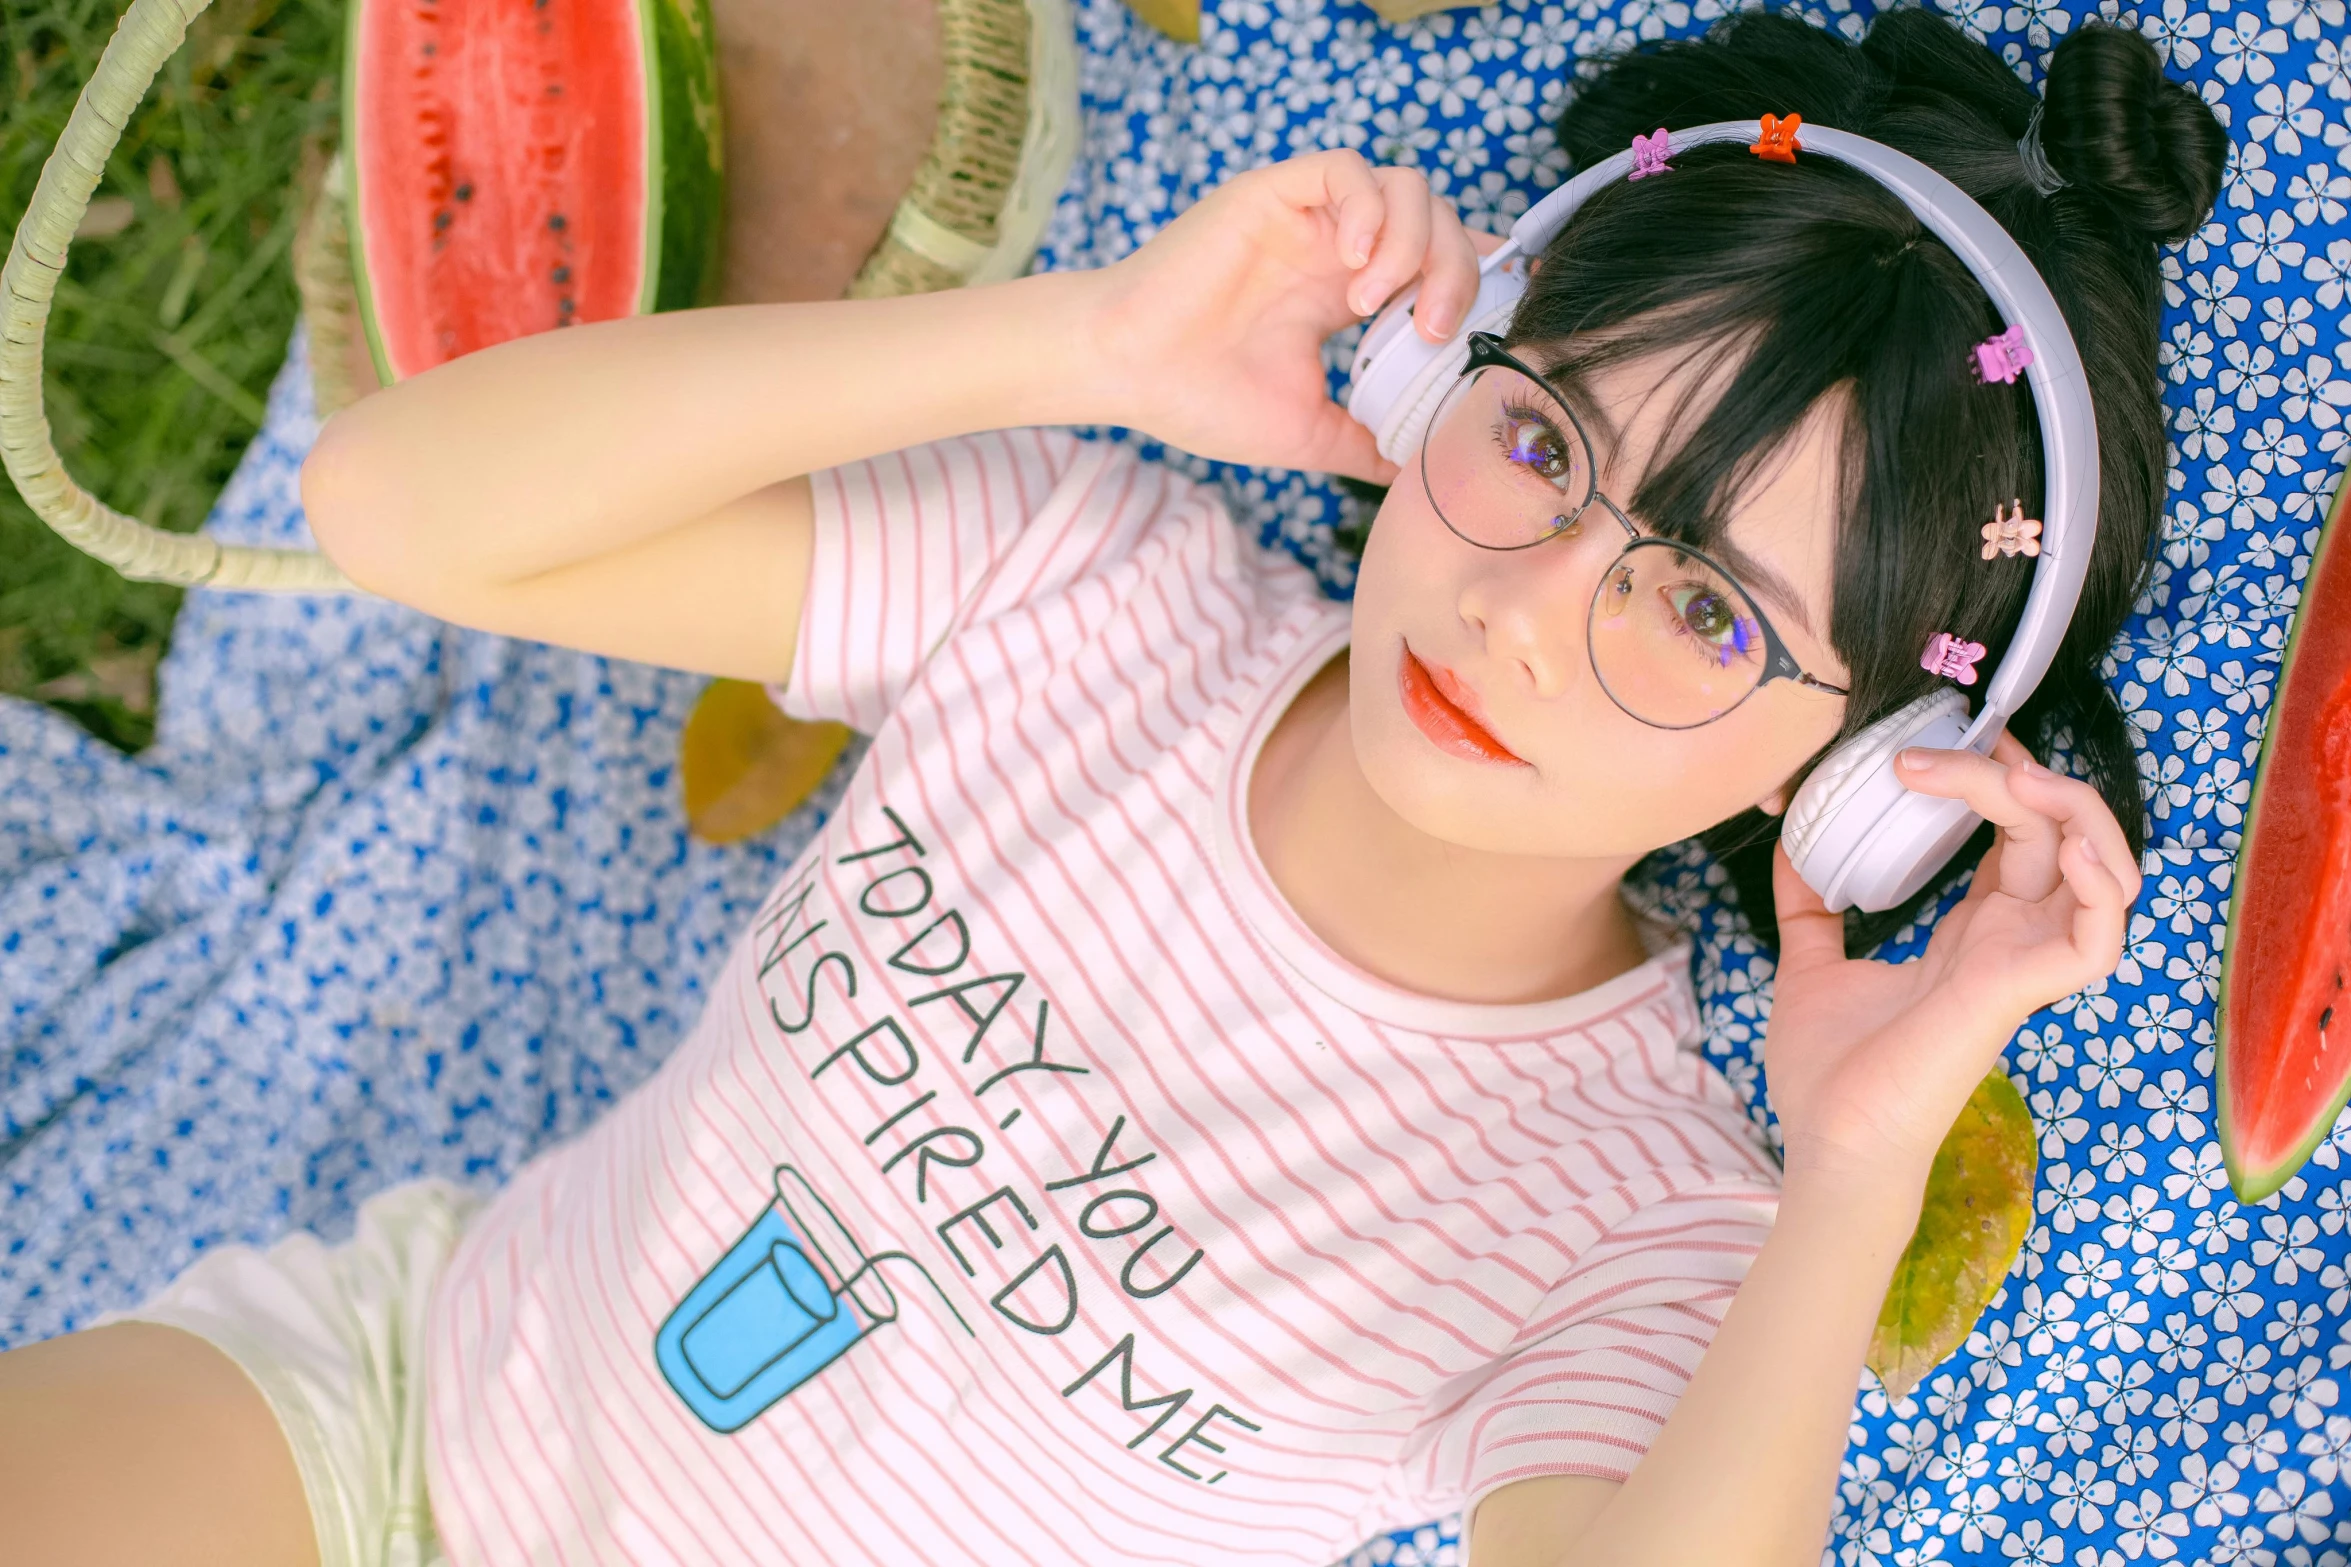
[424,431,1784,1566]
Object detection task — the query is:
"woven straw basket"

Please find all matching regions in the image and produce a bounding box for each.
[1,0,1077,595]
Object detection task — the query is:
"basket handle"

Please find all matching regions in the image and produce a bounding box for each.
[0,0,357,594]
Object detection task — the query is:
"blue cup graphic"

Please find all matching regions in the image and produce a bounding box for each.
[656,1167,899,1433]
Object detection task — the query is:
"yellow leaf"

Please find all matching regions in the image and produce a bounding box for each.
[1123,0,1199,44]
[1366,0,1487,19]
[680,680,853,845]
[1867,1068,2038,1403]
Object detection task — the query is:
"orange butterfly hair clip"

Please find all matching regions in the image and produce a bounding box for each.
[1751,113,1802,164]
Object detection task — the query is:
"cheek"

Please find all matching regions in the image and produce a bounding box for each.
[1348,479,1842,855]
[1353,477,1452,613]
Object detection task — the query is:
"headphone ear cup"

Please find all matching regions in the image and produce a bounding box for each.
[1371,291,1520,465]
[1345,260,1530,466]
[1781,688,1979,913]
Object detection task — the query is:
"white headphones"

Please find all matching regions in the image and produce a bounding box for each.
[1345,119,2100,914]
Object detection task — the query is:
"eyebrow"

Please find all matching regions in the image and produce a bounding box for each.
[1696,534,1821,644]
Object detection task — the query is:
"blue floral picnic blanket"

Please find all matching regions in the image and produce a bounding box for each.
[4,0,2348,1561]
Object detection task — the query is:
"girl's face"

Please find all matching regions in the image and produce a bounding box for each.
[1349,345,1855,858]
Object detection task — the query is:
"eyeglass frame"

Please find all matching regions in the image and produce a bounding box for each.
[1420,331,1852,730]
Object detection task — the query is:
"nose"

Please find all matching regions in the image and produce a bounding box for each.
[1454,523,1615,700]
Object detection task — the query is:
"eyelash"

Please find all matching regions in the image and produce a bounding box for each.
[1491,398,1576,479]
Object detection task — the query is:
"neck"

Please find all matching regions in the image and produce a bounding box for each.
[1248,652,1653,1007]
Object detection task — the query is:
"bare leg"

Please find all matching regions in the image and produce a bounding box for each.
[0,1322,317,1567]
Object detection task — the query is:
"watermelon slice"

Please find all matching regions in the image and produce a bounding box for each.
[343,0,723,384]
[2217,472,2351,1202]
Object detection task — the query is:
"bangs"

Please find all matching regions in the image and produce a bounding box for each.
[1502,144,2043,696]
[1511,307,1838,562]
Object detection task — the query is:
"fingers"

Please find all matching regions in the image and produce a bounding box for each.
[2059,829,2132,972]
[1895,734,2057,896]
[1990,829,2135,1018]
[1771,839,1848,970]
[1945,826,2006,927]
[1286,149,1389,274]
[1279,152,1477,334]
[1895,731,2141,908]
[1408,186,1482,342]
[1348,166,1433,318]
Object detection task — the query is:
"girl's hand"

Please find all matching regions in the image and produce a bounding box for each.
[1762,730,2144,1191]
[1080,151,1483,485]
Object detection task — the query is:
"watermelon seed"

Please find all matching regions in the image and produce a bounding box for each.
[421,41,436,57]
[548,214,566,231]
[551,266,570,284]
[454,183,473,203]
[433,210,451,232]
[2325,1007,2336,1033]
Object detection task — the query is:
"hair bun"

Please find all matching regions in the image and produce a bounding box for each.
[2041,23,2228,244]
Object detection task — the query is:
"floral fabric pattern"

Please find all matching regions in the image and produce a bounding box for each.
[1,1,2347,1562]
[1040,3,2351,1561]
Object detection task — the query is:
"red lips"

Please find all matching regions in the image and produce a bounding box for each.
[1398,647,1528,766]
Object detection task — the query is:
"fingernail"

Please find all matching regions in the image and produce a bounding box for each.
[1350,235,1372,267]
[2020,756,2052,777]
[1898,748,1932,770]
[2077,836,2103,870]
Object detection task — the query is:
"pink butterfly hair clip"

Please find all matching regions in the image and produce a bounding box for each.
[1628,128,1673,180]
[1921,632,1988,686]
[1971,325,2034,385]
[1750,113,1801,163]
[1981,499,2043,560]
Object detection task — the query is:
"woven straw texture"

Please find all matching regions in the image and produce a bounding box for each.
[0,0,352,592]
[11,0,1063,591]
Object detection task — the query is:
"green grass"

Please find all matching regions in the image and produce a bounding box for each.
[0,0,343,750]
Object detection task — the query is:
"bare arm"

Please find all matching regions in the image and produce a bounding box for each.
[1480,737,2140,1567]
[301,152,1480,683]
[301,275,1103,682]
[1470,1165,1925,1567]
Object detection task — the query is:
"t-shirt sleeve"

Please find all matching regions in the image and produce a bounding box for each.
[773,429,1090,732]
[1401,1178,1780,1514]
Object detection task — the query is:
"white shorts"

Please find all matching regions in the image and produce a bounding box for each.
[102,1179,480,1567]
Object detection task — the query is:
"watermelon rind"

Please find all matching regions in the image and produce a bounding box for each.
[338,0,393,392]
[2215,467,2351,1204]
[644,0,725,315]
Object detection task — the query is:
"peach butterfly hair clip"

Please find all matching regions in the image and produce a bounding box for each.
[1982,499,2043,560]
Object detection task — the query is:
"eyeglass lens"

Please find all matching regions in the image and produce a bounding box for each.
[1422,361,1773,729]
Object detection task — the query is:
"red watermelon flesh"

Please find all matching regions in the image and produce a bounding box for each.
[2218,474,2351,1202]
[345,0,720,383]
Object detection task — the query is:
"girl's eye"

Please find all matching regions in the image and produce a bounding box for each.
[1661,583,1761,667]
[1491,402,1578,490]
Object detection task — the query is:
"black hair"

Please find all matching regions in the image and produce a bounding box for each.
[1507,9,2226,952]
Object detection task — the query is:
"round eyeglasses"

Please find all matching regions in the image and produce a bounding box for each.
[1418,332,1850,730]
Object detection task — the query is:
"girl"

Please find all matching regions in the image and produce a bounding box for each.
[0,11,2222,1566]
